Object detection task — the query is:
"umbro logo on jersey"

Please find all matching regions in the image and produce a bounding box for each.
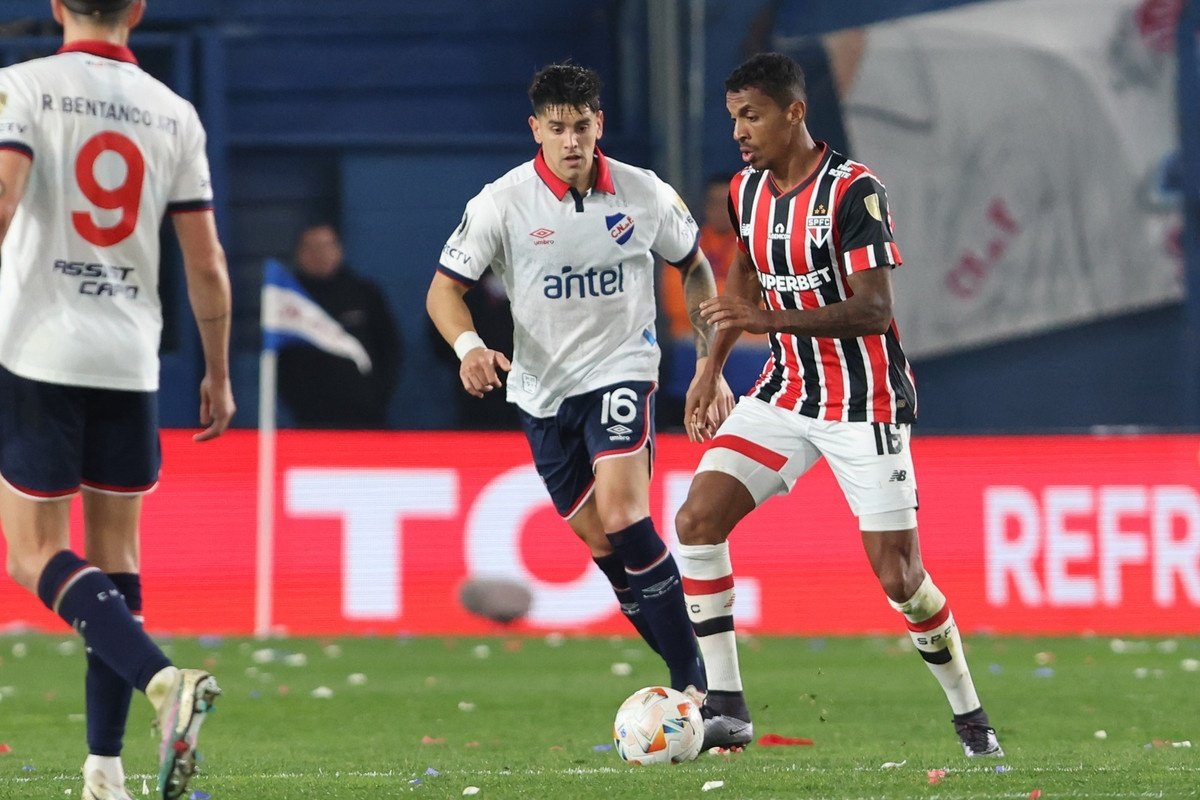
[606,423,633,439]
[529,228,554,245]
[605,212,635,245]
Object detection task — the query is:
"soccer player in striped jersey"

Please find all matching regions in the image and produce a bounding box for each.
[0,2,232,797]
[675,53,1003,758]
[428,63,734,700]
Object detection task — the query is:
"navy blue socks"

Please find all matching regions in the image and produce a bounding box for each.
[36,551,170,693]
[593,552,660,655]
[607,518,706,691]
[85,572,141,756]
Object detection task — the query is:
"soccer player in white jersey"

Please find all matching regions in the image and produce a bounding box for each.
[675,53,1004,757]
[0,2,234,798]
[428,63,736,723]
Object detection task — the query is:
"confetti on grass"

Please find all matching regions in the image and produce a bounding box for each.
[702,780,725,791]
[757,734,814,746]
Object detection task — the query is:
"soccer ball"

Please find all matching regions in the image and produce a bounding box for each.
[612,686,704,765]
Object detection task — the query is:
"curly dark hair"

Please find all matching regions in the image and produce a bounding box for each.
[725,52,807,109]
[527,63,603,116]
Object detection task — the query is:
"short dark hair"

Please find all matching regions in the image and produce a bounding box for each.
[528,63,602,117]
[61,0,135,24]
[725,52,807,109]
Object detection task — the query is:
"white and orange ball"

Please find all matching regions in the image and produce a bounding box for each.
[612,686,704,765]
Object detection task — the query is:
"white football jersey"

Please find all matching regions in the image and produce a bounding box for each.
[0,42,213,391]
[439,149,699,417]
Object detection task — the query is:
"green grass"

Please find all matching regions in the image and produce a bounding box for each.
[0,633,1197,799]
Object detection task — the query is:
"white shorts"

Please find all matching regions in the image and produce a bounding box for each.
[696,396,918,518]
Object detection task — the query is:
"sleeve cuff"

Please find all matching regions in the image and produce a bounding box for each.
[437,264,477,287]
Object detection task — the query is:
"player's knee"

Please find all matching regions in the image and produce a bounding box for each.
[5,549,40,593]
[675,501,727,546]
[597,505,643,534]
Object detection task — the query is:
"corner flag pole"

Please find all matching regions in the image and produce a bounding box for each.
[255,348,278,638]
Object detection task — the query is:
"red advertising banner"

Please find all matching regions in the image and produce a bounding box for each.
[1,431,1196,635]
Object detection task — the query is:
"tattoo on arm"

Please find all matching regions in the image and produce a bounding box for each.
[681,253,718,359]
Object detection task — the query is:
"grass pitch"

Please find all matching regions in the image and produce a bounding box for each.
[0,633,1196,799]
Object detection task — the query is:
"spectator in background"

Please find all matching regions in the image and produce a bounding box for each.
[277,223,401,428]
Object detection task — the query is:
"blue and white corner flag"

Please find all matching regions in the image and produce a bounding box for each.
[261,258,372,373]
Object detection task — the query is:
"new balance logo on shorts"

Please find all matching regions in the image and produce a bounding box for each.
[889,469,908,482]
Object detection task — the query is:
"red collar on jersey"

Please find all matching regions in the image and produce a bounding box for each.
[58,40,138,65]
[534,147,616,200]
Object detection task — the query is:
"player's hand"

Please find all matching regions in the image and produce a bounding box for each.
[460,347,512,398]
[683,363,734,443]
[700,296,772,335]
[195,374,235,442]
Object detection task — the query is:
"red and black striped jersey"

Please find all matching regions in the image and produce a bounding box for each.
[730,144,917,424]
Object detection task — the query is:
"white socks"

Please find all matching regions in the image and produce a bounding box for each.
[677,541,744,693]
[890,573,981,715]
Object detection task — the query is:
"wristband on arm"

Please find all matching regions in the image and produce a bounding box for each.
[453,330,487,361]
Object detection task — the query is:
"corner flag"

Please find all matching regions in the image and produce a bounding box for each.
[261,258,372,373]
[255,258,373,637]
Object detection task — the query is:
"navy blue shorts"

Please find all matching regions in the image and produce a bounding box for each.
[518,381,657,518]
[0,364,161,499]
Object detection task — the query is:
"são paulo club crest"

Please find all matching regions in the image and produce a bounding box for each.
[606,212,635,245]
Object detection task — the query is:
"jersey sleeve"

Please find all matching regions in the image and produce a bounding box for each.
[836,175,903,275]
[650,177,700,266]
[0,69,37,160]
[437,189,501,286]
[167,104,213,214]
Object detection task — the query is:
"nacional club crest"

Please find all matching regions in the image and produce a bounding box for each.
[605,212,635,245]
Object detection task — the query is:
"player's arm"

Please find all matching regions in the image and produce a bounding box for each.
[676,248,735,441]
[172,210,235,442]
[684,249,759,441]
[676,248,718,359]
[426,271,511,398]
[0,150,32,245]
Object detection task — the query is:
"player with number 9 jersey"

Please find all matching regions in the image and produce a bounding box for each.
[0,39,212,391]
[0,4,232,799]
